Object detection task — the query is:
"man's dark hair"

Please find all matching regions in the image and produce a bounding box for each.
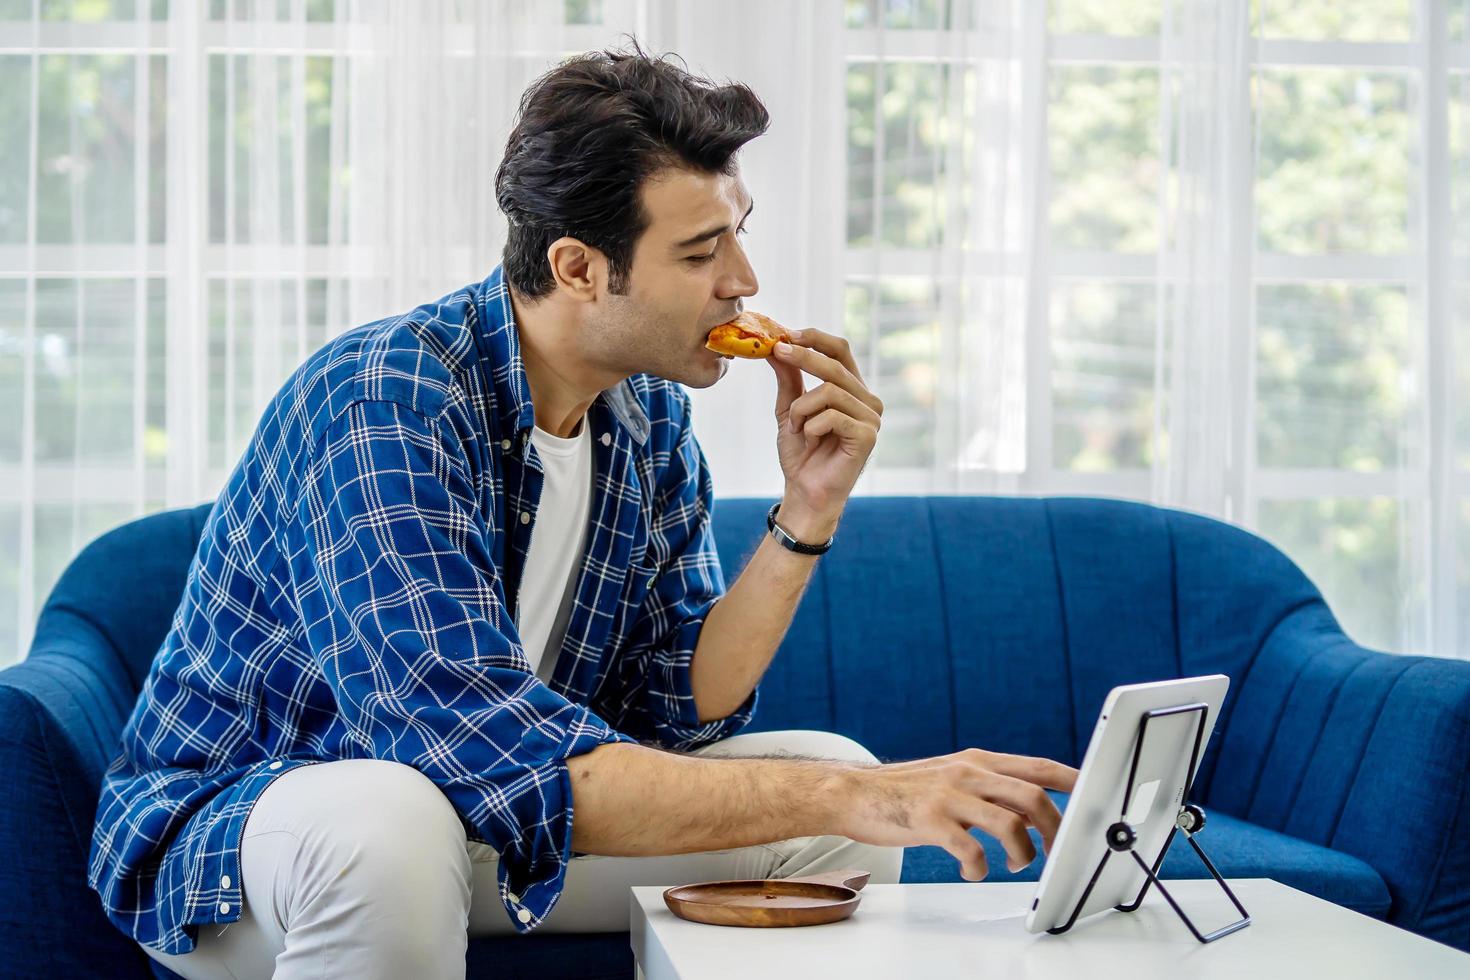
[495,42,769,298]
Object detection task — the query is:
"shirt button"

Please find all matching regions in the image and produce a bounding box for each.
[517,907,532,924]
[269,761,283,770]
[220,875,232,889]
[501,438,512,450]
[219,902,231,915]
[520,511,531,525]
[600,432,612,446]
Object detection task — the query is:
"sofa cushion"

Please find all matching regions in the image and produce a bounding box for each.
[900,793,1392,920]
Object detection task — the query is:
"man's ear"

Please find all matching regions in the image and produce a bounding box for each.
[545,237,601,302]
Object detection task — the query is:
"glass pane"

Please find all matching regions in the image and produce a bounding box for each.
[34,278,136,466]
[1453,0,1469,41]
[565,0,602,24]
[1049,0,1161,36]
[1257,497,1407,652]
[1049,65,1160,253]
[145,277,166,465]
[845,277,939,469]
[846,0,952,30]
[0,2,31,18]
[1051,280,1156,471]
[208,54,303,245]
[37,55,137,245]
[40,0,138,20]
[305,55,336,244]
[0,505,17,668]
[148,54,166,244]
[846,61,961,250]
[0,57,28,244]
[0,280,23,463]
[847,63,876,246]
[1255,70,1412,255]
[1251,0,1413,42]
[206,278,311,469]
[1256,283,1409,470]
[1452,73,1470,259]
[1459,281,1470,469]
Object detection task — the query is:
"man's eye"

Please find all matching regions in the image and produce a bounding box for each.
[736,224,750,236]
[688,252,717,264]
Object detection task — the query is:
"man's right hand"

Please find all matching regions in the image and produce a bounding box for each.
[826,748,1079,881]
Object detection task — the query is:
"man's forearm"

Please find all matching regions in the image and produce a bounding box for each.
[566,740,854,855]
[689,513,827,722]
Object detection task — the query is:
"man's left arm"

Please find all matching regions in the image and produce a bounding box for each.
[691,328,884,723]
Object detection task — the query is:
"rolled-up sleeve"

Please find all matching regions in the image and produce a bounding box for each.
[612,403,759,752]
[291,398,635,933]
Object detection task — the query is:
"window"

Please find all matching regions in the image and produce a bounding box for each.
[843,0,1466,653]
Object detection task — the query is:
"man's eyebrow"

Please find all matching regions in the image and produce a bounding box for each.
[672,200,755,250]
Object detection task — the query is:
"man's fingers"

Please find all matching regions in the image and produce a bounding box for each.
[941,829,989,882]
[768,354,806,419]
[984,753,1080,794]
[971,773,1063,854]
[955,799,1038,873]
[800,409,878,451]
[773,340,883,417]
[787,327,865,381]
[789,382,882,435]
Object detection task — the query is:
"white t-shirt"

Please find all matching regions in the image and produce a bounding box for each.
[516,419,593,680]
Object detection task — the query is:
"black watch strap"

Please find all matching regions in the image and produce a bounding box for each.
[766,502,835,556]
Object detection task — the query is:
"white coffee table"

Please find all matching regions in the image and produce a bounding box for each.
[629,879,1470,979]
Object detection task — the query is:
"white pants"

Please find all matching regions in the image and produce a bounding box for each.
[143,729,904,980]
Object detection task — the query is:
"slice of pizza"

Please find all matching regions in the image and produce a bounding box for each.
[705,311,790,359]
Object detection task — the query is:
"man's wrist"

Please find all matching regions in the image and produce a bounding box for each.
[793,762,863,839]
[773,499,841,544]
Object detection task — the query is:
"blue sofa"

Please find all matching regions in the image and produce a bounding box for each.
[2,497,1467,978]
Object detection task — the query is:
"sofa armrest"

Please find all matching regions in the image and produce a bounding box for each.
[1204,601,1470,950]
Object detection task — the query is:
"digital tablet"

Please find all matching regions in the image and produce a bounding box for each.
[1025,674,1230,935]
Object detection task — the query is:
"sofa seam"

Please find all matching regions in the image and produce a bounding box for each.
[1166,511,1181,680]
[925,500,958,752]
[1277,647,1368,836]
[819,539,836,734]
[1206,595,1319,809]
[1410,720,1470,931]
[1326,658,1416,850]
[1042,502,1078,760]
[1241,639,1333,825]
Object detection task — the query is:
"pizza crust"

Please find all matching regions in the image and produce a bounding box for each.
[705,312,790,359]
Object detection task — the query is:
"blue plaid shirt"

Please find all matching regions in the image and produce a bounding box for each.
[87,265,758,954]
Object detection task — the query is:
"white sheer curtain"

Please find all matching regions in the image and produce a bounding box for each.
[1150,0,1461,656]
[3,0,1466,666]
[1152,0,1256,521]
[859,0,1045,494]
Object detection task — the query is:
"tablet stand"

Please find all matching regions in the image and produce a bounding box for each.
[1046,701,1251,943]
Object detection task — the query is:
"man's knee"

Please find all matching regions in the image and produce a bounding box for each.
[308,758,467,872]
[276,760,471,930]
[783,729,883,766]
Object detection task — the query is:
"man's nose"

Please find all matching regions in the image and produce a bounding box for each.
[719,238,759,300]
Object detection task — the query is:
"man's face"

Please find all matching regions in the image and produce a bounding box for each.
[588,165,759,388]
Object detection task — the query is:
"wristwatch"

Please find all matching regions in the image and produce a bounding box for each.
[766,502,835,556]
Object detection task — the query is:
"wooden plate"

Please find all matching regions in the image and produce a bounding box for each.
[663,869,871,927]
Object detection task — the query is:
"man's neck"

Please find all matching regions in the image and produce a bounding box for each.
[509,289,623,439]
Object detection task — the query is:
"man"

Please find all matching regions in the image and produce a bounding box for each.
[89,47,1077,979]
